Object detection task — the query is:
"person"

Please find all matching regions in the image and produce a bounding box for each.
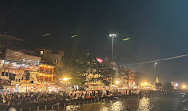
[4,101,17,111]
[4,107,17,111]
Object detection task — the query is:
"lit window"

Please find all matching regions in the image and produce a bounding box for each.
[55,59,58,63]
[40,50,44,55]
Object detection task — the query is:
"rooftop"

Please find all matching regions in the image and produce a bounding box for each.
[0,34,23,41]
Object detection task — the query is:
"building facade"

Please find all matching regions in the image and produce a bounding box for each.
[0,49,59,93]
[35,48,64,65]
[118,67,136,89]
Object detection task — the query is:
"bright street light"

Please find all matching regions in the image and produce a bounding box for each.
[154,62,158,88]
[109,33,117,37]
[109,33,118,62]
[144,82,148,85]
[182,84,186,89]
[115,80,120,85]
[63,78,70,81]
[155,62,157,65]
[141,82,148,86]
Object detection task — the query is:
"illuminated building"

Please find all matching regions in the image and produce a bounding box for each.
[0,49,41,92]
[0,35,60,92]
[0,34,23,92]
[34,48,64,84]
[37,63,55,83]
[83,57,109,90]
[0,48,60,92]
[118,67,135,89]
[84,71,104,90]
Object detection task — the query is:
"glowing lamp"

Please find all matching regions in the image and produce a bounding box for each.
[182,84,186,89]
[63,78,70,81]
[116,81,120,85]
[144,82,148,85]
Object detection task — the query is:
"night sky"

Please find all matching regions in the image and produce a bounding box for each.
[1,0,188,82]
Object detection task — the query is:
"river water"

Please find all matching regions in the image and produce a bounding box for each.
[61,95,188,111]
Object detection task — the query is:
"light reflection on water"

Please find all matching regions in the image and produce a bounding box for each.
[100,106,109,111]
[138,97,150,111]
[110,101,123,111]
[61,96,185,111]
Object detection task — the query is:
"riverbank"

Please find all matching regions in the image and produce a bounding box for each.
[1,91,183,111]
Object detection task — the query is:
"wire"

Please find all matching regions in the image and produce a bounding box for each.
[125,53,188,66]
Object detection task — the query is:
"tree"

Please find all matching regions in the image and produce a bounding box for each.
[61,49,115,86]
[96,65,115,86]
[162,82,174,91]
[59,49,93,86]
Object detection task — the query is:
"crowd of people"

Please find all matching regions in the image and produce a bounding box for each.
[0,92,59,106]
[0,89,141,107]
[0,89,163,111]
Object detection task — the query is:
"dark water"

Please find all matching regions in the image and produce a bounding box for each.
[61,95,188,111]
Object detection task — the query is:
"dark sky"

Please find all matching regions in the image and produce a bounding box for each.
[1,0,188,82]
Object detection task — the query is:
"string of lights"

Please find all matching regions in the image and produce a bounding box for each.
[125,53,188,66]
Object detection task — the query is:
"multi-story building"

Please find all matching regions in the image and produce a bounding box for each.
[84,69,104,90]
[84,57,115,90]
[0,34,61,92]
[35,48,64,65]
[37,63,55,83]
[0,34,23,92]
[118,67,135,88]
[0,49,59,92]
[34,48,64,78]
[0,49,41,92]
